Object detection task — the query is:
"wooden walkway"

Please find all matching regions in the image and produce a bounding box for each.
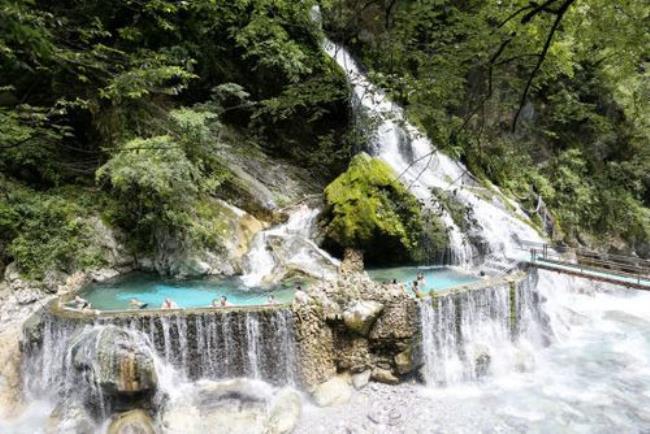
[524,244,650,290]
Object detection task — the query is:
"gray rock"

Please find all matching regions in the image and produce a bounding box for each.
[161,378,279,434]
[90,268,120,283]
[266,388,302,434]
[4,263,20,283]
[22,308,45,349]
[69,326,157,410]
[394,347,413,375]
[107,409,157,434]
[15,288,41,305]
[342,301,384,336]
[371,368,399,385]
[351,370,371,390]
[312,373,352,407]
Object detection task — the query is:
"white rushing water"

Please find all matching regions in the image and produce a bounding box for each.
[241,203,340,287]
[297,270,650,433]
[323,40,545,266]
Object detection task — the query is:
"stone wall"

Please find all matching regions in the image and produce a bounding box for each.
[292,251,536,393]
[292,251,418,389]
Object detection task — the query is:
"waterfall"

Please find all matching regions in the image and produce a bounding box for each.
[23,307,299,412]
[323,40,545,265]
[418,272,546,386]
[241,203,340,287]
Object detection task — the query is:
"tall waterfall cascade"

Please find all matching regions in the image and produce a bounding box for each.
[323,39,545,266]
[241,203,340,287]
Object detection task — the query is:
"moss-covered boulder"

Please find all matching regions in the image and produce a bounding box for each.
[323,153,447,264]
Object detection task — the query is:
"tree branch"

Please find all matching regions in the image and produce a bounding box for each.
[511,0,576,132]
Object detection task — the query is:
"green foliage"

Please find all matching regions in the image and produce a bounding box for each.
[323,153,447,264]
[97,107,229,254]
[0,178,106,279]
[325,0,650,254]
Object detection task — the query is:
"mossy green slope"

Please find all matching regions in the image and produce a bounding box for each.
[323,153,447,265]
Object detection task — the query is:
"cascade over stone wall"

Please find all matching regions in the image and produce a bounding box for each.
[23,303,298,405]
[293,251,419,389]
[292,252,544,391]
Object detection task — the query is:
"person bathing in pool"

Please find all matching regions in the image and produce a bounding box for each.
[161,298,178,309]
[129,298,148,309]
[411,280,423,298]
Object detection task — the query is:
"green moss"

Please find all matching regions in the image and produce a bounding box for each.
[323,153,447,264]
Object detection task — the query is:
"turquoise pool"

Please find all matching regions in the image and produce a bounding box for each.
[367,266,478,292]
[77,273,296,311]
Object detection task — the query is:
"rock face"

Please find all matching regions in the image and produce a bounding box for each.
[107,409,157,434]
[292,250,417,389]
[0,326,24,419]
[69,326,158,412]
[342,301,384,336]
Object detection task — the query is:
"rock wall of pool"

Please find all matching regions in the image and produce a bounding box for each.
[24,262,538,398]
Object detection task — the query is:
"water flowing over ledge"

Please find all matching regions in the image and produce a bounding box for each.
[417,269,548,386]
[23,304,299,408]
[322,37,546,266]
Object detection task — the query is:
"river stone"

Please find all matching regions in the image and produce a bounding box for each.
[351,370,371,390]
[342,301,384,336]
[312,373,352,407]
[161,378,279,434]
[394,346,413,375]
[266,388,302,434]
[69,326,157,410]
[371,368,399,385]
[107,409,157,434]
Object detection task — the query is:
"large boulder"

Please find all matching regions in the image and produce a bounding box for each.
[322,153,448,264]
[371,368,399,385]
[351,370,371,390]
[342,301,384,336]
[69,326,158,411]
[266,388,302,434]
[394,346,414,375]
[311,373,352,407]
[161,378,298,434]
[107,409,157,434]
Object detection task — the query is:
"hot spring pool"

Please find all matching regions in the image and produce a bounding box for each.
[76,273,296,311]
[367,266,479,292]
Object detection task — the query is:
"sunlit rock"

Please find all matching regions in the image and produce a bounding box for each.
[342,301,384,337]
[312,373,352,407]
